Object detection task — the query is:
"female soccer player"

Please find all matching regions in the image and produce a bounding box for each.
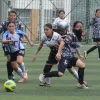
[73,21,85,42]
[2,22,27,81]
[39,30,88,89]
[53,10,69,34]
[0,10,33,80]
[32,23,80,86]
[84,9,100,59]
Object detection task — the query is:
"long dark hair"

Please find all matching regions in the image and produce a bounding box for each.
[73,21,83,29]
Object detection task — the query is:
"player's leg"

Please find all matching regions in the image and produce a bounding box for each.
[6,55,14,80]
[84,38,99,59]
[17,49,28,82]
[84,45,97,59]
[2,45,14,80]
[76,59,88,89]
[10,52,24,80]
[97,41,100,59]
[68,67,78,80]
[40,51,58,86]
[39,57,67,83]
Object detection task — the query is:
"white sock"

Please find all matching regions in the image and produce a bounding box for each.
[71,70,79,80]
[19,62,26,72]
[45,77,51,84]
[15,67,24,78]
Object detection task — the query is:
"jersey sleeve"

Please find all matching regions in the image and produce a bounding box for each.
[57,34,62,42]
[2,31,8,40]
[16,30,24,37]
[41,35,46,43]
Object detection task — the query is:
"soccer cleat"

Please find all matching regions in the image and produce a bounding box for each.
[76,83,88,89]
[83,81,88,87]
[44,83,51,87]
[84,51,88,59]
[39,82,44,86]
[18,77,28,83]
[39,82,51,87]
[39,74,45,83]
[8,75,15,80]
[23,72,28,80]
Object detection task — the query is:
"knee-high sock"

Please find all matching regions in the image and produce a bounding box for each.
[7,61,13,77]
[44,71,59,77]
[15,67,24,78]
[19,62,26,72]
[43,65,53,84]
[71,70,79,80]
[98,46,100,58]
[87,45,97,54]
[78,68,85,84]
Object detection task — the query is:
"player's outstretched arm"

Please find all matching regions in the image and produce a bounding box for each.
[32,42,44,62]
[24,33,34,47]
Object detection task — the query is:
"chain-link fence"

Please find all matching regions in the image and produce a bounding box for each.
[0,0,100,43]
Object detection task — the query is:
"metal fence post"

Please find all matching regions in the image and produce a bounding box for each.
[86,0,90,44]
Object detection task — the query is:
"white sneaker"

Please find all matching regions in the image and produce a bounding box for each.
[23,72,28,79]
[18,77,28,83]
[39,74,45,83]
[84,51,88,59]
[76,83,88,89]
[18,78,24,82]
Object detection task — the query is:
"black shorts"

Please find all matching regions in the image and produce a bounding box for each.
[58,57,78,73]
[10,49,25,62]
[46,49,58,64]
[2,45,10,56]
[93,38,100,42]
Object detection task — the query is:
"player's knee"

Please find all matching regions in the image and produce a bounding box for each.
[68,67,74,73]
[81,63,85,68]
[79,62,85,68]
[58,72,64,77]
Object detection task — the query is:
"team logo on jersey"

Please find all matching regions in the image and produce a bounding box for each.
[64,60,68,65]
[7,37,11,40]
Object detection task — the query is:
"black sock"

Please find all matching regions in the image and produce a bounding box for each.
[87,46,97,54]
[7,61,13,77]
[44,71,59,77]
[43,65,53,74]
[98,46,100,58]
[78,68,85,84]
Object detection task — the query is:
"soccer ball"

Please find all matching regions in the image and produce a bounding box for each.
[4,80,16,92]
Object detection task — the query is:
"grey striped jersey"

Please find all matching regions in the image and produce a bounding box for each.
[87,16,100,39]
[62,32,80,58]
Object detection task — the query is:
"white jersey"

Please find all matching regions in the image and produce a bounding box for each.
[20,42,24,49]
[41,32,61,48]
[53,17,69,29]
[3,30,22,53]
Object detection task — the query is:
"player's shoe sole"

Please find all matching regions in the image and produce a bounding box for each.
[39,82,51,87]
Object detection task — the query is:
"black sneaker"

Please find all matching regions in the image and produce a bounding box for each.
[8,75,15,80]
